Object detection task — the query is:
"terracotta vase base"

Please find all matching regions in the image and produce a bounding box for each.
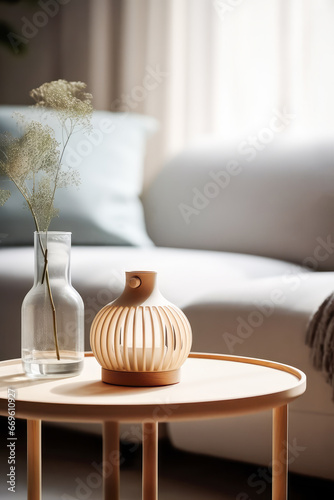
[102,368,180,387]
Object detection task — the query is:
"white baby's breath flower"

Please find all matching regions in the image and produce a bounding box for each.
[0,189,10,206]
[30,79,93,132]
[0,79,93,231]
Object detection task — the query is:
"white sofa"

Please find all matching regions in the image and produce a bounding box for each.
[143,137,334,481]
[1,107,334,480]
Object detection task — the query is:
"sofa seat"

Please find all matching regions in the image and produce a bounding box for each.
[0,245,306,360]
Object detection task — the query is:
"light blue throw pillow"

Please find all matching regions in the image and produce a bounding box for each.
[0,106,157,246]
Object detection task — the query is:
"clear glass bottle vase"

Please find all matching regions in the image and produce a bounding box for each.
[22,231,84,377]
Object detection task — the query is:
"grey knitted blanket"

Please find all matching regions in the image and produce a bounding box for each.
[306,293,334,396]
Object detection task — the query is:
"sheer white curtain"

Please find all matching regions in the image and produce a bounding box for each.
[1,0,333,185]
[83,0,334,186]
[282,0,334,137]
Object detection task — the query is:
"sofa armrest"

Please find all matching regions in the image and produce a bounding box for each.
[182,271,334,413]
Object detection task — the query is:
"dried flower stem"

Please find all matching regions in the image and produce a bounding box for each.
[47,124,73,222]
[32,215,61,361]
[42,248,60,360]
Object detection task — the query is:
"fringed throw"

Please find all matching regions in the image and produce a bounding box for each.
[306,293,334,397]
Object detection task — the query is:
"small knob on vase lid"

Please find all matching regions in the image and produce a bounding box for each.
[129,276,142,289]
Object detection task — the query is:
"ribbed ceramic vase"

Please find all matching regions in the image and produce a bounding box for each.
[90,271,192,386]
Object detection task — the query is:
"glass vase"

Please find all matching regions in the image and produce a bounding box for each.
[21,231,84,377]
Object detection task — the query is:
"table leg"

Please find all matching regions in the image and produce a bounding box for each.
[272,405,288,500]
[103,421,120,500]
[142,422,158,500]
[27,419,42,500]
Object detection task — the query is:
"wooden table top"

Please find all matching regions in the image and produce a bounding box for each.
[0,353,306,423]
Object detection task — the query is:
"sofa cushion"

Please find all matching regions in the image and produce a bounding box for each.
[0,106,156,246]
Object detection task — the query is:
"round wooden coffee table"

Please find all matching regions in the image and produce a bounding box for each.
[0,352,306,500]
